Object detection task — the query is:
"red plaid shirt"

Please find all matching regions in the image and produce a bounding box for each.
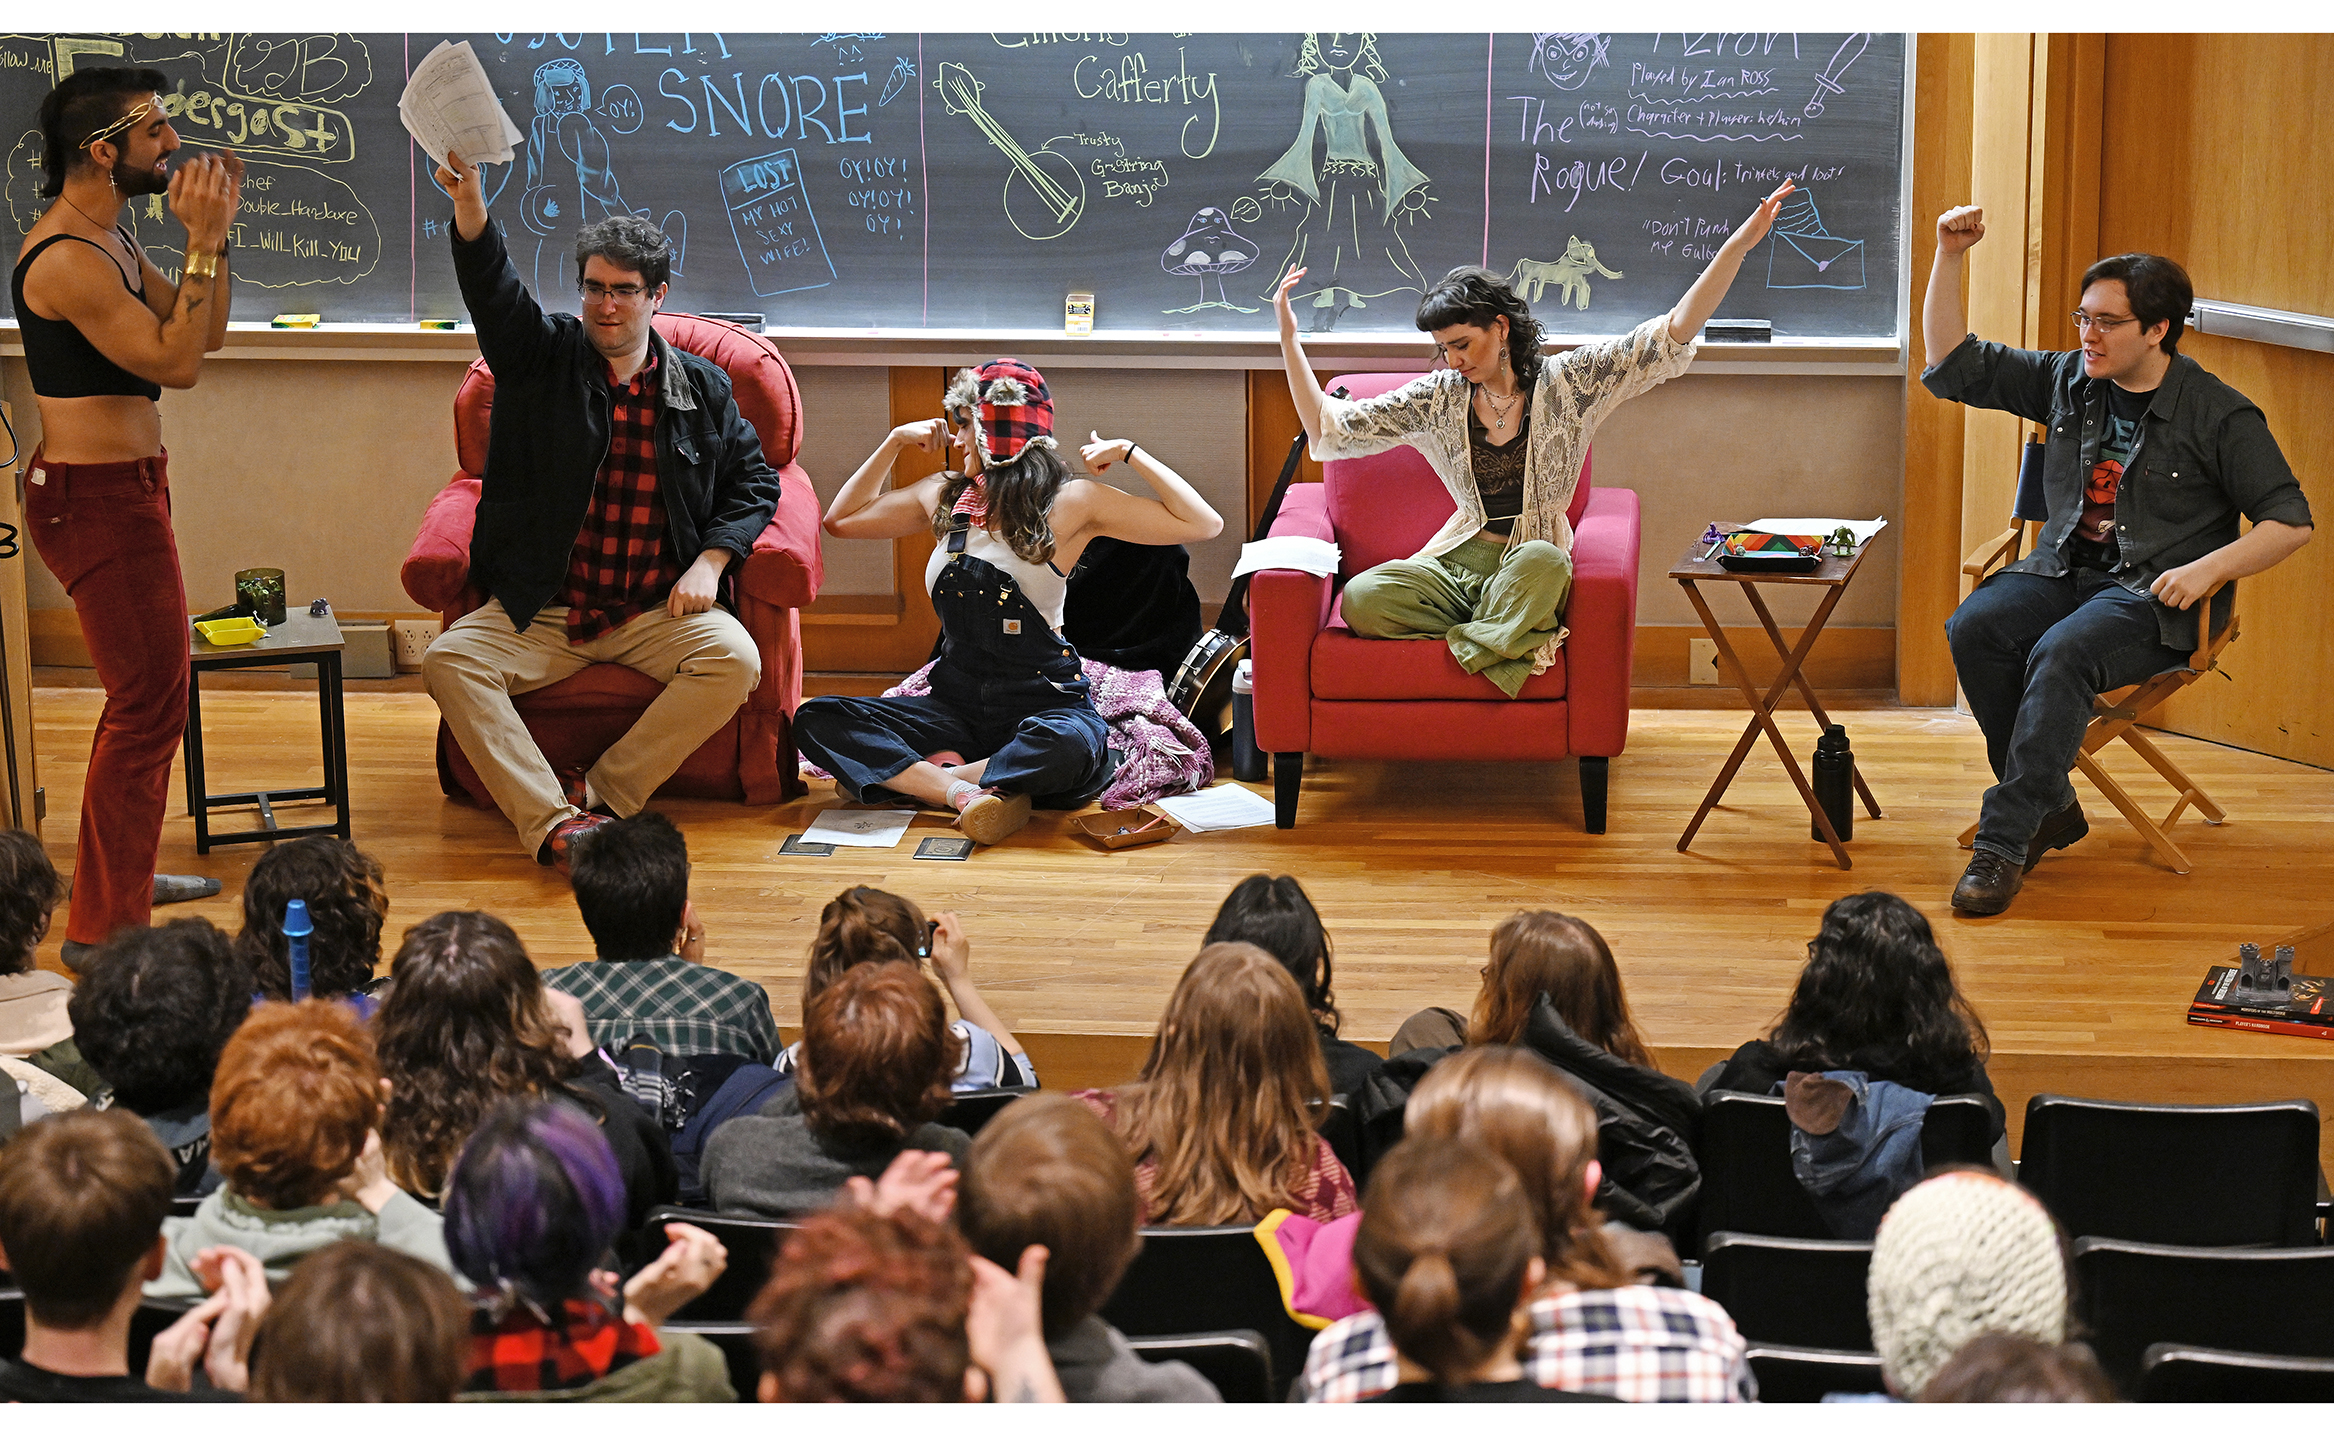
[464,1297,662,1393]
[560,351,682,642]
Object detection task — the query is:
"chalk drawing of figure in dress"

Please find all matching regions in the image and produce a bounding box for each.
[1256,33,1432,332]
[520,58,641,302]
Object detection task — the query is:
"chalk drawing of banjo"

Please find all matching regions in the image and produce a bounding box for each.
[936,62,1087,241]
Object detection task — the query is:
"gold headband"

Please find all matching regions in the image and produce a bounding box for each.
[81,97,155,153]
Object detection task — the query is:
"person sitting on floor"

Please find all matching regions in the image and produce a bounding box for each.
[445,1098,733,1402]
[1075,942,1358,1226]
[1204,874,1382,1099]
[1351,1137,1614,1404]
[775,884,1034,1091]
[247,1242,469,1402]
[148,999,457,1298]
[1866,1169,2074,1400]
[68,918,251,1197]
[1299,1047,1749,1402]
[704,961,970,1217]
[0,1108,261,1401]
[1702,891,2004,1141]
[540,812,779,1062]
[234,836,390,1011]
[374,910,675,1224]
[957,1092,1220,1402]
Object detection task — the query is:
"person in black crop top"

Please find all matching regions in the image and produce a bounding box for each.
[13,67,243,968]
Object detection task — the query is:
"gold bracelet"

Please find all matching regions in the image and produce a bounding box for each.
[183,249,218,279]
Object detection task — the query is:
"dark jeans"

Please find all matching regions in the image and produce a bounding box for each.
[1945,568,2189,863]
[793,692,1114,809]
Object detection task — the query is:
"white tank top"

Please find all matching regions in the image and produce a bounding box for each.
[925,523,1069,632]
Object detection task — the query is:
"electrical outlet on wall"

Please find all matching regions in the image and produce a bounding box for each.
[392,618,442,670]
[1689,638,1719,685]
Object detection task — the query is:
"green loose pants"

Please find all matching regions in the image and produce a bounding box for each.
[1338,536,1573,698]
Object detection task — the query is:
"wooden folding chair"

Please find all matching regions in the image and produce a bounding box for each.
[1956,437,2237,873]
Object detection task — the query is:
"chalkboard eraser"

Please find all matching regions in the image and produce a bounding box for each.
[417,318,459,331]
[1703,319,1772,343]
[700,313,766,327]
[271,314,321,329]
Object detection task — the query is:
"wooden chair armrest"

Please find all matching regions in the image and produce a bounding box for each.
[1959,524,2024,589]
[2187,578,2234,669]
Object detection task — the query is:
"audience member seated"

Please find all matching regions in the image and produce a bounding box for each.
[1866,1170,2071,1401]
[0,829,71,1062]
[235,836,390,1010]
[747,1200,1065,1402]
[1703,893,2004,1140]
[1384,910,1700,1235]
[705,962,969,1216]
[445,1099,733,1402]
[68,919,251,1197]
[1204,874,1382,1099]
[540,813,780,1062]
[248,1242,470,1402]
[1300,1047,1748,1402]
[775,885,1034,1091]
[0,1109,253,1401]
[1075,942,1358,1225]
[149,1000,456,1298]
[374,911,675,1223]
[957,1092,1220,1402]
[1917,1332,2114,1404]
[1352,1137,1614,1404]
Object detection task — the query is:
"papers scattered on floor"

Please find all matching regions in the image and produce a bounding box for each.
[399,41,523,167]
[801,807,918,848]
[1747,516,1888,544]
[1231,536,1341,579]
[1154,784,1278,832]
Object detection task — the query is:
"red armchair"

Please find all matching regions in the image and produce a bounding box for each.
[1249,372,1640,831]
[400,313,825,807]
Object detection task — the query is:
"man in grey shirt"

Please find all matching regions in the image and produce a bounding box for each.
[1922,205,2312,915]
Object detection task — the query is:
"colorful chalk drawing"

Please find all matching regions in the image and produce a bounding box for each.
[1160,205,1257,313]
[935,61,1086,242]
[722,148,834,297]
[1765,189,1864,290]
[879,56,915,107]
[1256,33,1432,332]
[1508,237,1622,309]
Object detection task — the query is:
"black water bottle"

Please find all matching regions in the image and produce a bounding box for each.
[1812,724,1854,842]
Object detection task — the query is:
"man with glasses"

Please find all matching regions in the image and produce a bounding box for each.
[1922,205,2312,914]
[422,150,779,872]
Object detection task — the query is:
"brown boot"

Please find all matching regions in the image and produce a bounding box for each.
[1951,850,2025,916]
[2024,800,2089,872]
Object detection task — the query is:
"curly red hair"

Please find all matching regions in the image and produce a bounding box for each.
[747,1205,973,1402]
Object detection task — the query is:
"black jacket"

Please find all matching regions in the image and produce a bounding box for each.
[1706,1037,2007,1143]
[449,220,782,631]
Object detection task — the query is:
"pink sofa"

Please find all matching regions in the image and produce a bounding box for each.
[1248,372,1641,831]
[400,313,825,807]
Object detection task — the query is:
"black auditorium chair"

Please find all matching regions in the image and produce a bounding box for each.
[643,1206,800,1323]
[1699,1234,1874,1350]
[2019,1095,2321,1246]
[2070,1237,2334,1394]
[1696,1091,1997,1249]
[939,1087,1024,1138]
[1127,1329,1275,1403]
[1315,1095,1361,1185]
[1743,1343,1889,1402]
[1098,1225,1314,1397]
[169,1195,203,1219]
[2137,1344,2334,1402]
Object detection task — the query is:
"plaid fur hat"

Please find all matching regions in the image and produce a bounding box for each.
[943,358,1055,465]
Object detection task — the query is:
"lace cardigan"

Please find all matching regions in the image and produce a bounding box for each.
[1311,314,1696,669]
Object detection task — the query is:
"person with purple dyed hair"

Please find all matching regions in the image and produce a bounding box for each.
[444,1099,733,1402]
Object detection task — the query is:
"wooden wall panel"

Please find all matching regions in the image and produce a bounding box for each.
[1245,368,1326,536]
[799,367,945,672]
[1958,35,2041,554]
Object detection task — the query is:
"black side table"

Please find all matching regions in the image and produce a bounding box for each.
[184,609,350,853]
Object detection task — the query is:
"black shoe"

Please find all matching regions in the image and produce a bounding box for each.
[1952,850,2025,916]
[2024,800,2089,872]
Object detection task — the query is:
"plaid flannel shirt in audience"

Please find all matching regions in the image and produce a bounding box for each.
[541,956,781,1063]
[1300,1283,1754,1403]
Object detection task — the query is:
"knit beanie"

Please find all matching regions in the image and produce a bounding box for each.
[1866,1170,2068,1397]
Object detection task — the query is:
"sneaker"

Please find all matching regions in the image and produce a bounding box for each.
[954,790,1032,846]
[153,874,222,904]
[539,811,616,876]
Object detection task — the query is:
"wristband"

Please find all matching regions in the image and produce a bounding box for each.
[183,249,218,279]
[1124,443,1142,467]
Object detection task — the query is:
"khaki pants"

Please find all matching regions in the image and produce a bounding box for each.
[1339,536,1573,697]
[423,600,761,856]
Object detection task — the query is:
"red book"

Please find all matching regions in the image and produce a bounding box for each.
[2187,964,2334,1040]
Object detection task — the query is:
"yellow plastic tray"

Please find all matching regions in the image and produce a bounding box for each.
[194,616,267,647]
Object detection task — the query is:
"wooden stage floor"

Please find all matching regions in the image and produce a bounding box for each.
[27,681,2334,1151]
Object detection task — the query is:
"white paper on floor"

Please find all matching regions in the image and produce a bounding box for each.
[801,808,919,848]
[1154,784,1278,833]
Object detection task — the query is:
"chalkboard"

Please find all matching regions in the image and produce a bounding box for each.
[1,33,1905,339]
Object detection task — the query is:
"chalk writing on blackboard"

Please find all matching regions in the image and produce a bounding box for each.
[936,62,1085,242]
[722,148,834,297]
[1508,239,1623,310]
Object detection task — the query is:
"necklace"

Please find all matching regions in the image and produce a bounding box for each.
[1477,383,1522,429]
[60,193,118,237]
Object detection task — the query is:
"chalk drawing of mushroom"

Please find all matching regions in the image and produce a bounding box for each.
[1161,205,1259,314]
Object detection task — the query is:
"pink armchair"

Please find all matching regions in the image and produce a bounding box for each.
[400,313,825,807]
[1248,372,1640,831]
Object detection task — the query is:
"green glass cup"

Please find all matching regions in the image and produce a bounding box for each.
[235,567,287,626]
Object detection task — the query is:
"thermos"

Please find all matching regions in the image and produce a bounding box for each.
[1812,724,1854,842]
[284,898,313,1001]
[1230,659,1266,783]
